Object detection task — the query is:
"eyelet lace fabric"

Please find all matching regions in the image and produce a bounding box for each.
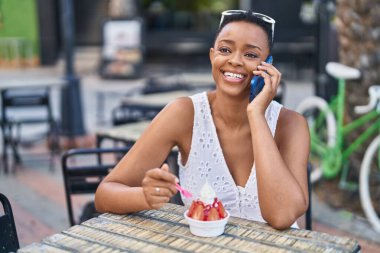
[178,92,297,228]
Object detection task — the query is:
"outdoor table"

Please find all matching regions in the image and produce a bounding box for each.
[94,76,213,125]
[120,90,199,106]
[97,90,200,146]
[96,120,150,146]
[19,203,360,252]
[0,77,66,90]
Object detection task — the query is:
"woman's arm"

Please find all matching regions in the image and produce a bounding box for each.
[95,97,194,214]
[249,108,310,229]
[247,61,310,229]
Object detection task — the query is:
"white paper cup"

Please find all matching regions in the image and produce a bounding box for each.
[184,210,230,237]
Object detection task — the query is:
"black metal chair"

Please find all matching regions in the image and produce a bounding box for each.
[62,146,180,226]
[62,146,133,226]
[0,193,20,253]
[1,88,59,172]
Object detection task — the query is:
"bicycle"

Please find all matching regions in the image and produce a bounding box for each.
[296,62,380,233]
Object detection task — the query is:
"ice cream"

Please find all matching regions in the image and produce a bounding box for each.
[199,181,216,205]
[187,181,226,221]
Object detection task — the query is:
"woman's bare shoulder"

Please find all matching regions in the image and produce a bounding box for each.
[152,96,194,137]
[279,107,306,126]
[166,96,194,115]
[160,96,194,122]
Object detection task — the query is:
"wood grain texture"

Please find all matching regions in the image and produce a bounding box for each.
[19,203,360,253]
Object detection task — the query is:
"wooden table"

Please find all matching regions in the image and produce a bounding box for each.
[19,204,360,253]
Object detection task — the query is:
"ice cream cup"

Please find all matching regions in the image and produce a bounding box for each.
[184,210,230,237]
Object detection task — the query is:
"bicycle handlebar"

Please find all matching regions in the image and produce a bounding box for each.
[354,86,380,114]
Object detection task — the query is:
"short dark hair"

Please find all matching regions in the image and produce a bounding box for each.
[214,11,274,51]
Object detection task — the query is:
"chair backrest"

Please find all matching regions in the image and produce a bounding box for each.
[61,146,133,226]
[1,88,53,123]
[0,193,20,252]
[305,163,312,230]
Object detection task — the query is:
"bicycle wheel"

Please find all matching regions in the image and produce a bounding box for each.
[360,135,380,233]
[296,96,337,183]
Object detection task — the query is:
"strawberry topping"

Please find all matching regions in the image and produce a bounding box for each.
[187,198,226,221]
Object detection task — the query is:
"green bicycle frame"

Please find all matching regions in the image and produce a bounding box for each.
[311,78,380,180]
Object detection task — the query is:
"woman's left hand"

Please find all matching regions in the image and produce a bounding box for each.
[247,61,282,115]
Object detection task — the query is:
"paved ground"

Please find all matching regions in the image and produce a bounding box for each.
[1,47,380,252]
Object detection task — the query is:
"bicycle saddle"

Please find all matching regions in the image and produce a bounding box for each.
[326,62,361,80]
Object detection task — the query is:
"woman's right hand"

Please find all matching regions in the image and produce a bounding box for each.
[142,163,178,209]
[247,61,282,116]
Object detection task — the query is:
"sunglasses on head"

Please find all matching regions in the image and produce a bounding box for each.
[219,10,276,42]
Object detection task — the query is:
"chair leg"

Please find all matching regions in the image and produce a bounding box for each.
[10,142,22,165]
[1,124,8,173]
[2,140,9,173]
[96,135,104,165]
[2,123,14,173]
[2,123,21,173]
[48,120,60,171]
[10,123,22,166]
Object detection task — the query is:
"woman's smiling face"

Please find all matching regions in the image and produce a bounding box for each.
[210,21,270,98]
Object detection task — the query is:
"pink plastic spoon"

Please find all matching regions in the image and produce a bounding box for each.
[175,183,193,198]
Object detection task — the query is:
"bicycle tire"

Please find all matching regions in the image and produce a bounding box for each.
[296,96,337,183]
[360,135,380,233]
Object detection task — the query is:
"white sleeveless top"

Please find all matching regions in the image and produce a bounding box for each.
[178,92,298,228]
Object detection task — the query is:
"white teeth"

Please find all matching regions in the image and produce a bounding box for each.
[224,72,244,79]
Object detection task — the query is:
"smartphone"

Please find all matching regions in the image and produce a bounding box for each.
[249,55,274,102]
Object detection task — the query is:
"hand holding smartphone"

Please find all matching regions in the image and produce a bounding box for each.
[249,55,274,102]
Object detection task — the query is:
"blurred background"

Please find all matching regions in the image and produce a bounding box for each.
[0,0,380,252]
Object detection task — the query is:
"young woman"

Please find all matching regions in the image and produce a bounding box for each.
[95,10,310,230]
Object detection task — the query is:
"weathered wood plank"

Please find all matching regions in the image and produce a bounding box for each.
[18,203,360,253]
